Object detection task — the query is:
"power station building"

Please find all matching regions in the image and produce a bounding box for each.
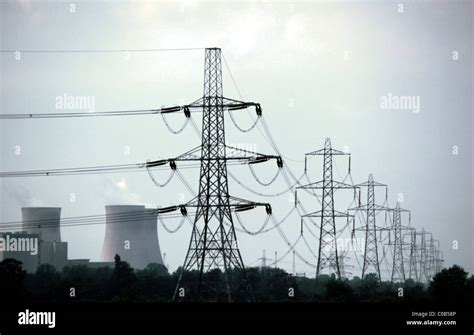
[22,207,68,271]
[1,205,164,272]
[0,231,40,273]
[0,207,68,272]
[100,205,164,269]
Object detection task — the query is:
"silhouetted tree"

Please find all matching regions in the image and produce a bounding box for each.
[0,258,27,303]
[430,265,468,304]
[248,267,298,302]
[112,254,136,301]
[135,263,172,302]
[466,275,474,304]
[402,279,426,302]
[360,273,379,300]
[143,263,169,276]
[61,265,113,301]
[29,264,61,301]
[325,278,354,302]
[6,260,473,303]
[313,274,333,300]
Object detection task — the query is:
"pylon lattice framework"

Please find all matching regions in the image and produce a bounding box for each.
[169,48,280,302]
[296,138,356,280]
[407,229,418,281]
[349,174,390,280]
[384,202,411,283]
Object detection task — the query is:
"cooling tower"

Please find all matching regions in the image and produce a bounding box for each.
[21,207,62,242]
[100,205,164,269]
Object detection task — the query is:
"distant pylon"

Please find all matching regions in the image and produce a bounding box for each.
[417,229,432,283]
[426,236,440,279]
[407,229,418,281]
[296,138,356,280]
[332,250,352,279]
[384,202,411,283]
[258,249,270,268]
[391,202,411,282]
[435,249,444,274]
[349,174,390,280]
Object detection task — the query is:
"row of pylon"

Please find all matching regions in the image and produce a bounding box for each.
[296,137,443,283]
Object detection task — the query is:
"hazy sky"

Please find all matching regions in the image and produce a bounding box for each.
[1,0,472,278]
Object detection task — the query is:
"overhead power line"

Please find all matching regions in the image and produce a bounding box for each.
[0,48,205,53]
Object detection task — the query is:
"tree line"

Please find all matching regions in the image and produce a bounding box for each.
[1,255,473,303]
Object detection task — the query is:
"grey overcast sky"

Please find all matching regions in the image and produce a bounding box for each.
[1,0,472,278]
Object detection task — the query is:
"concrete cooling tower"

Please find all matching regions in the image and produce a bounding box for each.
[22,207,62,242]
[100,205,164,269]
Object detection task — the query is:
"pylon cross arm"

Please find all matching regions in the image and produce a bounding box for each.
[161,96,261,115]
[296,180,356,190]
[303,209,354,218]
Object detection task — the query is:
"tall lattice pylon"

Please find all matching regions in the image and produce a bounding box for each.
[296,138,356,280]
[165,48,280,302]
[349,174,390,280]
[384,202,411,283]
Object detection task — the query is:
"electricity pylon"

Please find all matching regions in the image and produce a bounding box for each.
[408,230,442,282]
[426,236,440,279]
[406,228,419,281]
[384,202,411,283]
[348,174,390,280]
[157,48,281,301]
[296,138,356,280]
[416,229,432,283]
[332,249,353,279]
[435,249,444,274]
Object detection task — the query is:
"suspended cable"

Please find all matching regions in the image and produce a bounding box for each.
[228,170,303,198]
[0,109,162,119]
[228,108,260,132]
[0,163,145,177]
[248,163,281,186]
[146,167,175,187]
[301,219,319,239]
[231,206,296,235]
[161,113,190,134]
[270,215,318,268]
[190,117,202,138]
[159,215,188,234]
[234,212,271,236]
[0,210,187,232]
[0,48,205,53]
[175,170,197,196]
[222,52,302,163]
[301,234,319,259]
[0,159,248,179]
[295,201,320,228]
[265,235,302,268]
[282,168,322,203]
[351,238,364,276]
[259,116,304,163]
